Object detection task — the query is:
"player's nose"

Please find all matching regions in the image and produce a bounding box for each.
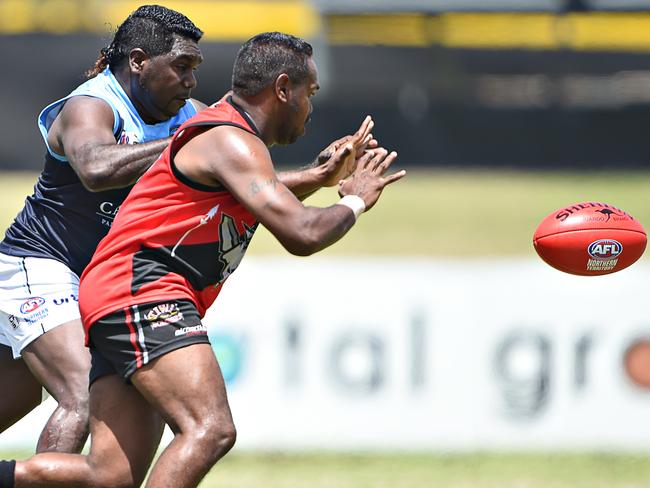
[183,72,197,90]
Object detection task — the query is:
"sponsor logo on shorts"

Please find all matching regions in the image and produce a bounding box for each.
[7,315,19,329]
[53,294,78,305]
[20,308,49,325]
[174,324,207,337]
[145,303,184,330]
[20,297,45,314]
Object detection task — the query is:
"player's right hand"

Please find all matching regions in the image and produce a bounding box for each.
[338,148,406,211]
[316,116,375,187]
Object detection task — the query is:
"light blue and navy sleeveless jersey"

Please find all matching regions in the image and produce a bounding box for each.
[0,68,198,277]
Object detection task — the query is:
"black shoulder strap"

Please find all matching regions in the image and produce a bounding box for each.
[113,114,125,141]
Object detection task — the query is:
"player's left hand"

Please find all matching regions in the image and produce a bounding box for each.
[315,116,377,187]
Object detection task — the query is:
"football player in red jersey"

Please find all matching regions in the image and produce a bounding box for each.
[0,32,405,488]
[0,5,374,456]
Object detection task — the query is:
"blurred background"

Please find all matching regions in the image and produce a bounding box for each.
[3,1,650,487]
[4,0,650,169]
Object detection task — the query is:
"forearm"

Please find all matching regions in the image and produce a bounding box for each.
[73,138,171,191]
[277,164,326,200]
[283,204,357,256]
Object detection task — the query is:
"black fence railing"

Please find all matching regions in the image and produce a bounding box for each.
[2,34,650,170]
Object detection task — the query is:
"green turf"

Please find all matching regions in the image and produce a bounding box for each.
[3,169,650,256]
[3,451,650,487]
[200,452,650,488]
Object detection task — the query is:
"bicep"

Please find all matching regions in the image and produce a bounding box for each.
[177,127,306,233]
[226,160,305,233]
[58,97,118,168]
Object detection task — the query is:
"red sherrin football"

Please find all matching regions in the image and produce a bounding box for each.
[533,202,647,276]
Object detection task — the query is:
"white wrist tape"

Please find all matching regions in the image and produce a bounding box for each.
[336,195,366,221]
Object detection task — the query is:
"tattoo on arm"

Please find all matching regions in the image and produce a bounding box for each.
[249,177,279,196]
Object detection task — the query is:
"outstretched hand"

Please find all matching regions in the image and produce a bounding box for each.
[338,148,406,212]
[315,116,376,187]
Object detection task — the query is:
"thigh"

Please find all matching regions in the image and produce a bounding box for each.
[21,319,90,402]
[0,344,41,432]
[89,299,228,432]
[132,343,233,434]
[87,374,165,485]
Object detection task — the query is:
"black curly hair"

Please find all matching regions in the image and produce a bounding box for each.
[232,32,313,97]
[86,4,203,78]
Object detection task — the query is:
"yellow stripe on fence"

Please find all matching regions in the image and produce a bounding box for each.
[0,0,319,39]
[3,2,650,52]
[327,12,650,52]
[327,13,430,47]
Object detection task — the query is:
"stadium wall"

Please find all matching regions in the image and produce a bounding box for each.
[3,257,650,451]
[2,32,650,170]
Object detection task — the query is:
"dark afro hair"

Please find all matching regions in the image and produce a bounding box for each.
[86,4,203,78]
[232,32,313,97]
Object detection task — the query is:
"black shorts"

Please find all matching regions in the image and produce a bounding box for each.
[88,299,210,385]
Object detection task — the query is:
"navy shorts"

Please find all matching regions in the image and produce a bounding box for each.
[88,299,210,385]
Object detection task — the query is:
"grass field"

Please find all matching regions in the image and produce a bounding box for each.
[199,452,650,488]
[3,169,650,257]
[2,450,650,487]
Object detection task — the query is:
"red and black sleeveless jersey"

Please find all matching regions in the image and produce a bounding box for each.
[79,97,259,336]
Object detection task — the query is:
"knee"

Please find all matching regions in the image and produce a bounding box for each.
[56,389,90,423]
[214,422,237,454]
[192,419,237,461]
[55,381,90,415]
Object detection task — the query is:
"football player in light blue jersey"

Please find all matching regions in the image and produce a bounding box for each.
[0,5,205,454]
[0,5,375,456]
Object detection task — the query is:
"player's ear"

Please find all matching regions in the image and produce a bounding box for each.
[128,48,148,73]
[274,73,290,103]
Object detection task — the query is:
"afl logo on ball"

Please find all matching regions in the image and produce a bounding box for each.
[588,239,623,260]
